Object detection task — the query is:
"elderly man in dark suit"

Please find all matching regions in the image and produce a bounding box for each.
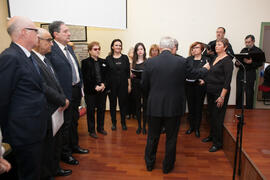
[32,28,71,179]
[47,21,89,166]
[0,16,46,180]
[143,37,209,174]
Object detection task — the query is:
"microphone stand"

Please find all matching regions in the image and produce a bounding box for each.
[230,54,246,180]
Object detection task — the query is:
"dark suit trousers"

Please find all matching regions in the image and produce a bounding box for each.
[62,85,82,156]
[236,70,256,109]
[109,82,128,125]
[186,82,206,130]
[85,92,107,133]
[145,116,180,169]
[11,142,42,180]
[207,92,229,147]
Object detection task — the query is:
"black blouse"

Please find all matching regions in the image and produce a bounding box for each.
[205,55,233,94]
[186,55,208,82]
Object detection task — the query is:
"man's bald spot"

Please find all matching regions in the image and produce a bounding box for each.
[7,16,34,37]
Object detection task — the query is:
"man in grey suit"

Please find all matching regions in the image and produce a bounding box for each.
[142,37,209,174]
[32,28,71,179]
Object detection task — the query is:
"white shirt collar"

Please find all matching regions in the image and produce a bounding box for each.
[32,50,45,62]
[54,40,66,51]
[15,43,31,57]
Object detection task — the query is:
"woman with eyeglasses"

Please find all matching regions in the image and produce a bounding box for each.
[81,41,108,139]
[131,43,148,134]
[107,39,131,131]
[185,42,209,138]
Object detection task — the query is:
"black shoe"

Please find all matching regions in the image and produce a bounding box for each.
[195,130,200,138]
[202,136,212,143]
[61,155,79,165]
[122,124,127,131]
[142,128,147,135]
[163,167,174,174]
[111,124,117,131]
[136,128,141,134]
[133,115,137,119]
[89,132,98,139]
[126,115,131,119]
[185,128,194,134]
[55,168,72,176]
[146,165,153,171]
[209,145,221,152]
[161,127,166,134]
[97,129,107,135]
[73,147,89,154]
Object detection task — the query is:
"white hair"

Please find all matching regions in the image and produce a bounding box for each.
[159,36,175,50]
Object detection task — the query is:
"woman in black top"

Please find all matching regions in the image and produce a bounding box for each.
[81,41,108,138]
[202,38,233,152]
[131,43,147,134]
[106,39,131,131]
[185,42,208,138]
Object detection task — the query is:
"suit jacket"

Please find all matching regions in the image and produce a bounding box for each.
[142,50,207,117]
[81,56,108,95]
[0,43,47,146]
[31,52,66,116]
[46,41,82,100]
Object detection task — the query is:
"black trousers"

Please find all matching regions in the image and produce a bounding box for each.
[207,92,229,147]
[127,90,136,117]
[145,116,180,169]
[11,142,43,180]
[85,92,107,133]
[62,85,82,157]
[236,70,256,109]
[132,82,147,129]
[109,81,128,125]
[186,82,206,130]
[52,128,63,175]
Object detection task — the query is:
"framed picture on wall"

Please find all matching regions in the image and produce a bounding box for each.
[40,23,87,42]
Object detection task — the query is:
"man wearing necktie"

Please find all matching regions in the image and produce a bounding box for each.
[32,28,71,178]
[47,21,89,167]
[0,16,47,180]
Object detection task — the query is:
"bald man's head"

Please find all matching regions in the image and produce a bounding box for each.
[7,16,38,51]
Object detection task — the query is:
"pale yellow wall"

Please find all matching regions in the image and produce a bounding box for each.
[0,0,11,52]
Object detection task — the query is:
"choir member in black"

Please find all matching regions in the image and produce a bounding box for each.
[235,35,264,109]
[131,43,148,134]
[126,47,136,119]
[81,41,108,139]
[107,39,131,131]
[204,27,234,59]
[202,38,233,152]
[185,42,208,138]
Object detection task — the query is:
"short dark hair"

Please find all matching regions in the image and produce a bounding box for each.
[217,27,226,33]
[245,34,255,41]
[49,21,64,39]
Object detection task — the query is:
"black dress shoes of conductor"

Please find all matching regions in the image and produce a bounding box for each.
[55,168,72,176]
[61,155,79,165]
[73,146,89,154]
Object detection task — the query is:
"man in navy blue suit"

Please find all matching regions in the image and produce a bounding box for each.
[47,21,89,166]
[0,16,46,180]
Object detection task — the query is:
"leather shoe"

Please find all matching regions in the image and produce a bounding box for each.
[209,145,221,152]
[73,147,89,154]
[160,127,166,134]
[202,136,212,143]
[185,128,194,134]
[146,165,153,171]
[163,166,174,174]
[195,130,200,137]
[142,128,147,135]
[61,155,79,165]
[111,124,116,131]
[89,132,98,139]
[55,168,72,176]
[136,128,141,134]
[122,124,127,130]
[97,129,107,135]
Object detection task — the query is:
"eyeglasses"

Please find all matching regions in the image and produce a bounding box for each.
[24,28,38,33]
[93,48,100,51]
[38,37,53,42]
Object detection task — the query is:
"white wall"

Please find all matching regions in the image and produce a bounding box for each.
[119,0,270,105]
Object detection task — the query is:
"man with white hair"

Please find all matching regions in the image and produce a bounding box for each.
[142,36,209,174]
[0,16,46,179]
